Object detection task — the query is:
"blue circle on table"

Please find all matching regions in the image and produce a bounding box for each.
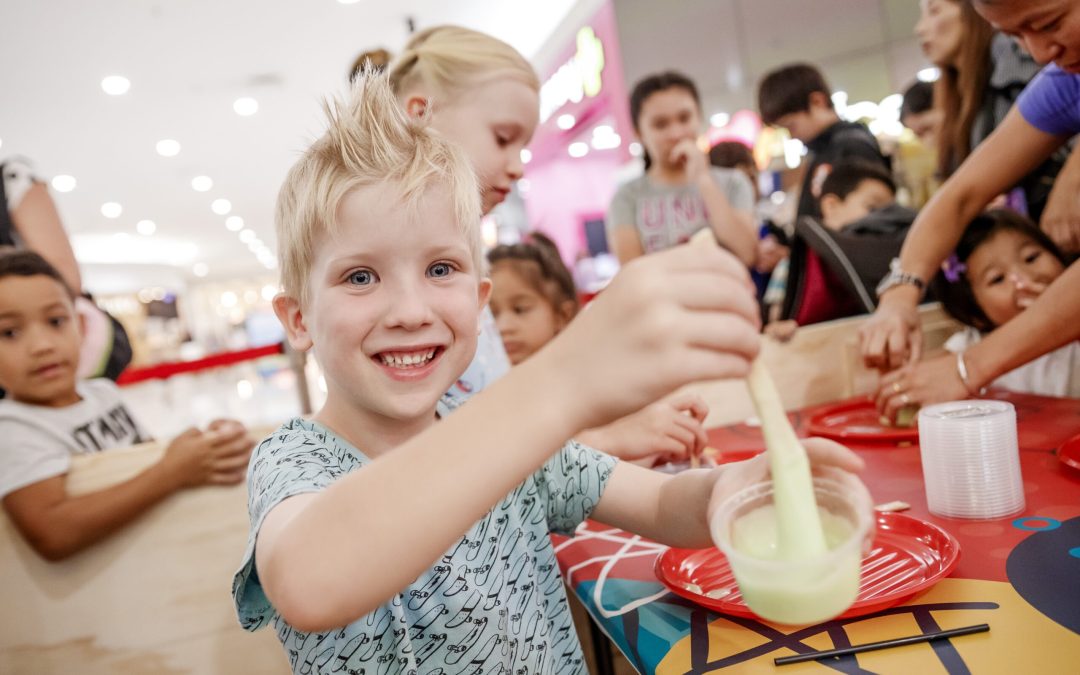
[1007,516,1080,633]
[1012,517,1061,531]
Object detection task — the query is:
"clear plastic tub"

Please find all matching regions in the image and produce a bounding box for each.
[709,471,873,624]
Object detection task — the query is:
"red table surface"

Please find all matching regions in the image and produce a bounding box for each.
[555,390,1080,589]
[703,390,1080,583]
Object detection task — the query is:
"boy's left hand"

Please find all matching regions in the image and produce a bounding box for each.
[708,437,871,545]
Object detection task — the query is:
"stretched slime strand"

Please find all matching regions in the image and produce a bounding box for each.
[745,358,827,559]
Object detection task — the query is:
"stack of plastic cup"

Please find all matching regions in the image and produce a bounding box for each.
[918,400,1025,519]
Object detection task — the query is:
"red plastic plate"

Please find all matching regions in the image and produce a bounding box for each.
[655,512,961,621]
[806,399,919,442]
[1058,433,1080,472]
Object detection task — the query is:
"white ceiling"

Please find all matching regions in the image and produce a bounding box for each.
[0,0,581,292]
[613,0,926,130]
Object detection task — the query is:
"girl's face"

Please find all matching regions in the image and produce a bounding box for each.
[966,228,1065,327]
[916,0,964,66]
[428,76,539,215]
[976,0,1080,72]
[636,87,701,172]
[488,264,567,365]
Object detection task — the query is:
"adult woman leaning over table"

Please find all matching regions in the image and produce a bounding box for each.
[862,0,1080,419]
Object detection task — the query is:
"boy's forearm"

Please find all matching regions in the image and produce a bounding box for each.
[651,469,717,549]
[20,462,184,561]
[266,353,590,629]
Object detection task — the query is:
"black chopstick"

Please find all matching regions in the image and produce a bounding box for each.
[774,623,990,666]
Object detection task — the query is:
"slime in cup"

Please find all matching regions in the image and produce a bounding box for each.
[709,361,872,624]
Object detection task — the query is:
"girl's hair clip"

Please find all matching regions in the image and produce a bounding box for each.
[942,254,967,283]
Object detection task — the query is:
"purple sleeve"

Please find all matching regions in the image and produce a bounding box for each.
[1017,64,1080,137]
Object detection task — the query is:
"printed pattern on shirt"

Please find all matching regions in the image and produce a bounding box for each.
[233,411,616,675]
[637,192,708,254]
[71,403,147,452]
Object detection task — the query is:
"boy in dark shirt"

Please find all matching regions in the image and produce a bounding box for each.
[757,63,890,219]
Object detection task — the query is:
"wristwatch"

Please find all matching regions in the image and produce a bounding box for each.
[875,258,926,298]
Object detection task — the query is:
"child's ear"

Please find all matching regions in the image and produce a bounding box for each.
[272,294,313,352]
[476,277,493,334]
[819,193,841,223]
[404,94,430,119]
[808,91,831,111]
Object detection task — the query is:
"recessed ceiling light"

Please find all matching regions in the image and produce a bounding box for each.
[191,175,213,192]
[225,215,244,231]
[51,175,77,192]
[239,229,257,243]
[520,149,532,164]
[211,198,232,215]
[557,114,576,130]
[233,97,259,116]
[101,202,123,218]
[710,112,730,128]
[136,219,156,235]
[156,139,181,157]
[568,142,589,158]
[101,75,131,96]
[193,263,209,277]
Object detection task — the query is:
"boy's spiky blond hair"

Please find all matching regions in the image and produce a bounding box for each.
[275,71,482,301]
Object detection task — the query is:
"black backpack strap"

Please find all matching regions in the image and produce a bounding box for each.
[0,163,17,247]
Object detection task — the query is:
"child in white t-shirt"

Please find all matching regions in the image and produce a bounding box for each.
[0,251,254,560]
[933,209,1078,397]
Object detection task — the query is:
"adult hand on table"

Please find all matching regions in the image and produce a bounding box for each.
[859,290,923,372]
[874,354,970,422]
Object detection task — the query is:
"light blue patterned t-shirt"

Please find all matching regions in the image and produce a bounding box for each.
[232,396,616,674]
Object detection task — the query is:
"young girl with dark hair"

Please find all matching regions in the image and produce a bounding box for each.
[932,210,1078,397]
[488,233,712,467]
[606,71,757,266]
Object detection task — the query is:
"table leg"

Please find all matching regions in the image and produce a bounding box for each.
[588,617,617,675]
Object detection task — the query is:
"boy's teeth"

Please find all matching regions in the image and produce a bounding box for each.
[380,349,436,368]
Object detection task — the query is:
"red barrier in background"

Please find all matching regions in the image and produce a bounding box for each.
[116,343,285,386]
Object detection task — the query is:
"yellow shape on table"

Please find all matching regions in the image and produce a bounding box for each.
[655,578,1080,674]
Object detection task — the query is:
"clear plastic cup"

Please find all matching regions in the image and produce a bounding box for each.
[709,471,873,625]
[918,400,1024,519]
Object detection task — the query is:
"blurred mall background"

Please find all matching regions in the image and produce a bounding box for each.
[0,0,930,435]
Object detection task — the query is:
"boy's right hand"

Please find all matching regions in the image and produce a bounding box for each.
[160,422,255,488]
[544,238,760,432]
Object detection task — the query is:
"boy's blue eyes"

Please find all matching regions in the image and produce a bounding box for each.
[348,270,376,286]
[346,263,457,286]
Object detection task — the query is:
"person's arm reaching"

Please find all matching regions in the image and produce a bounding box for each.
[254,241,763,633]
[11,182,83,293]
[1039,142,1080,255]
[672,139,757,266]
[862,109,1067,371]
[591,438,866,549]
[2,423,253,560]
[962,259,1080,391]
